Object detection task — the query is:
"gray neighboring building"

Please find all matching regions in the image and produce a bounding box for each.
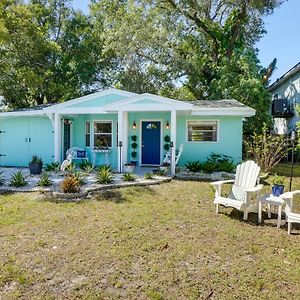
[269,62,300,135]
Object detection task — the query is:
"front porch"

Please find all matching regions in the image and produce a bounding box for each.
[53,110,180,176]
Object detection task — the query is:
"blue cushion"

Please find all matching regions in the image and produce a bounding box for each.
[76,150,86,158]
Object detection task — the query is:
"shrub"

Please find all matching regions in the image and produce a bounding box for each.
[185,161,202,173]
[202,153,235,173]
[144,172,154,180]
[131,135,137,141]
[156,169,167,176]
[164,144,170,151]
[45,162,60,172]
[131,142,138,149]
[244,124,290,172]
[65,162,76,173]
[131,151,137,158]
[37,173,52,187]
[123,173,136,182]
[10,171,27,187]
[164,135,170,142]
[60,175,80,193]
[96,169,114,184]
[72,171,85,185]
[30,155,43,165]
[98,164,112,172]
[79,160,94,173]
[0,171,5,186]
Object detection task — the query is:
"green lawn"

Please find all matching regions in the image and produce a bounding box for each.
[272,163,300,177]
[0,179,300,299]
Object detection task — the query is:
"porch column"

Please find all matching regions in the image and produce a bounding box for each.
[118,110,124,172]
[123,112,128,165]
[170,109,177,176]
[54,113,61,162]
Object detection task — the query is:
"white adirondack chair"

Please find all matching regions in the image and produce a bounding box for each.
[281,190,300,234]
[211,160,263,220]
[162,144,184,165]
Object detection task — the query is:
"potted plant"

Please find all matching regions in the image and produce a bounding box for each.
[123,163,135,173]
[271,175,284,196]
[29,155,43,175]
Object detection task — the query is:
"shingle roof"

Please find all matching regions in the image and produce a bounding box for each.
[6,103,55,112]
[189,99,248,109]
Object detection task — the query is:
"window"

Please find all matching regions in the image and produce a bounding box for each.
[187,121,218,142]
[85,121,91,147]
[94,121,112,148]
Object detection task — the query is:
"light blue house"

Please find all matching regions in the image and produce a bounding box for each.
[0,88,255,175]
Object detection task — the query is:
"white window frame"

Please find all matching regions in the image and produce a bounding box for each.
[85,121,91,147]
[186,120,219,143]
[93,120,113,148]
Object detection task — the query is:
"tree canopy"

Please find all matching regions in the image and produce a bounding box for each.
[0,0,284,134]
[0,0,113,108]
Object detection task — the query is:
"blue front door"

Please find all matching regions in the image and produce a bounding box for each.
[141,121,161,165]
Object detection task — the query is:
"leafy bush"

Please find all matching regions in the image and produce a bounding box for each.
[202,153,235,173]
[144,172,154,180]
[131,142,138,149]
[156,169,167,176]
[96,169,114,184]
[44,162,60,172]
[164,144,170,151]
[37,173,52,187]
[185,161,202,173]
[60,175,80,193]
[123,173,136,182]
[131,135,137,141]
[164,135,170,142]
[0,171,5,186]
[131,151,137,158]
[244,124,290,172]
[65,162,76,173]
[98,164,112,172]
[10,171,27,187]
[72,171,85,185]
[79,160,94,173]
[30,155,43,165]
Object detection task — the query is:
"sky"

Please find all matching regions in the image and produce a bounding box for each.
[72,0,299,84]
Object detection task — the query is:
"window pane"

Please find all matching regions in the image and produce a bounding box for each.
[94,135,112,147]
[85,134,90,147]
[94,122,112,133]
[85,122,90,134]
[187,121,217,142]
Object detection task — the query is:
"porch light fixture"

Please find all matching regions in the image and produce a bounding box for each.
[132,121,137,130]
[166,121,170,130]
[64,119,72,125]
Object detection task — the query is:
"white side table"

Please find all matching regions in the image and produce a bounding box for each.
[258,194,285,228]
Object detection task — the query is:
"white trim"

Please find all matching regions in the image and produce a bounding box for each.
[0,110,46,117]
[43,88,138,112]
[47,108,107,114]
[191,108,255,117]
[85,120,91,148]
[92,120,114,149]
[170,110,177,176]
[185,119,220,144]
[103,93,193,111]
[139,119,163,166]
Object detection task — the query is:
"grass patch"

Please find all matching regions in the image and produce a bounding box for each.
[272,163,300,177]
[0,179,300,298]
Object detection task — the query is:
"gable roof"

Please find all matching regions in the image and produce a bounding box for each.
[0,88,255,117]
[269,61,300,92]
[102,93,194,111]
